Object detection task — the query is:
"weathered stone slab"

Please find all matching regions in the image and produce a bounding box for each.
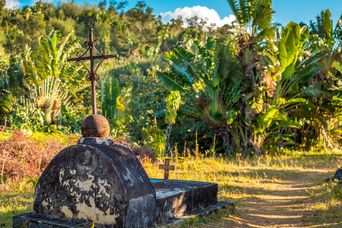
[152,179,218,223]
[13,213,91,228]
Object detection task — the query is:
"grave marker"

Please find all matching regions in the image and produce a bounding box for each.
[159,158,175,180]
[67,27,117,115]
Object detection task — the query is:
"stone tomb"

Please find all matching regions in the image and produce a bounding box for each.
[14,137,230,227]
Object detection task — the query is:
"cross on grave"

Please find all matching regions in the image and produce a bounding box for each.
[159,158,175,180]
[68,27,117,115]
[68,27,118,138]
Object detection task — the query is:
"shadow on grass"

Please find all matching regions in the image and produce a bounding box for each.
[215,168,342,227]
[215,168,332,183]
[217,169,331,200]
[177,207,235,228]
[303,183,342,226]
[273,153,342,168]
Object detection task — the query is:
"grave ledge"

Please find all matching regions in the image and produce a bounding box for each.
[13,213,92,227]
[14,200,234,227]
[158,201,234,227]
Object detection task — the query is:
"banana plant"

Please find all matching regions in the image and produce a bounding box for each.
[9,76,73,131]
[305,10,342,147]
[278,22,309,79]
[157,16,335,155]
[250,21,320,152]
[21,30,85,91]
[227,0,275,40]
[158,38,245,155]
[310,10,335,49]
[8,31,87,130]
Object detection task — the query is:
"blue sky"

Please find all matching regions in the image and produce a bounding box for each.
[8,0,342,25]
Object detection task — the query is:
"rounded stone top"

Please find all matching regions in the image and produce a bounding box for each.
[33,139,156,226]
[81,114,110,138]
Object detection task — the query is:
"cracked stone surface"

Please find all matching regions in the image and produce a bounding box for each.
[33,137,156,227]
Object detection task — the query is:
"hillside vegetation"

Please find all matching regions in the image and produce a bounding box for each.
[0,0,340,158]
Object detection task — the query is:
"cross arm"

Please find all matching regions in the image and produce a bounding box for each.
[68,54,118,62]
[159,165,175,170]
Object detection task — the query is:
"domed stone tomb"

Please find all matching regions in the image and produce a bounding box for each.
[13,137,231,227]
[34,138,156,226]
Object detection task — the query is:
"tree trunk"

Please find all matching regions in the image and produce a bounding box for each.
[165,123,172,157]
[218,126,231,156]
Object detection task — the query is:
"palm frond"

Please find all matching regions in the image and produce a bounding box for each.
[156,72,186,92]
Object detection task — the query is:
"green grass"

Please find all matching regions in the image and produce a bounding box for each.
[0,193,33,226]
[0,179,35,227]
[28,132,79,145]
[1,150,342,227]
[0,131,79,145]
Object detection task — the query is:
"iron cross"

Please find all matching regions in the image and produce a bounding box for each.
[159,158,175,180]
[68,27,117,115]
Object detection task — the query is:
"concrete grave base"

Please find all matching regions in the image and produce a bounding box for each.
[152,179,220,223]
[14,179,233,227]
[152,179,234,226]
[14,201,233,228]
[13,179,234,228]
[14,203,233,228]
[13,213,92,227]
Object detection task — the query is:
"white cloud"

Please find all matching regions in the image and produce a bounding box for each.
[31,0,53,5]
[161,6,236,28]
[5,0,20,9]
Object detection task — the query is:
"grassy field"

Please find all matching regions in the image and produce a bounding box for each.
[1,150,342,227]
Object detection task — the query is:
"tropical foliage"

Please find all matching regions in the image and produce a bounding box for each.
[0,0,340,156]
[157,1,341,156]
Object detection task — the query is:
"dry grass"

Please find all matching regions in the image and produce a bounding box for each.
[0,131,69,181]
[146,151,342,227]
[1,150,342,227]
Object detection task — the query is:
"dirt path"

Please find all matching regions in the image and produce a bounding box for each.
[218,169,338,227]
